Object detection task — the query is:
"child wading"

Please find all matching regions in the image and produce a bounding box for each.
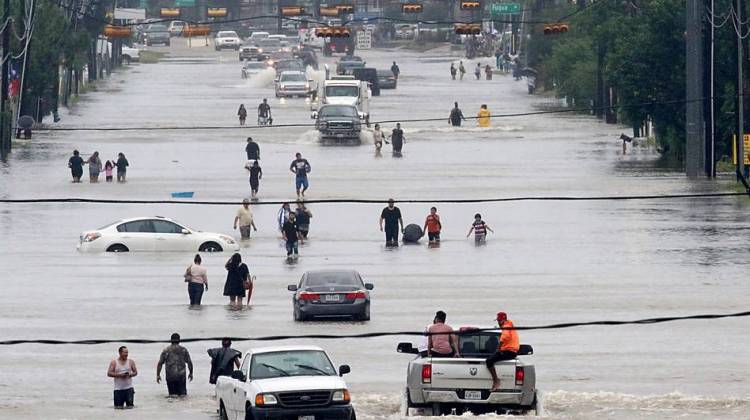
[467,213,494,243]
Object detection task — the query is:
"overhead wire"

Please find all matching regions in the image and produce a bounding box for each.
[1,309,748,345]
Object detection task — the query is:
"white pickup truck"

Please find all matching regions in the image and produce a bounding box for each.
[398,328,539,416]
[216,345,355,420]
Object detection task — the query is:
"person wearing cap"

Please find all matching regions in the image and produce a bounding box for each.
[234,198,257,240]
[379,198,404,246]
[486,312,520,391]
[208,338,242,384]
[427,310,460,358]
[156,333,193,396]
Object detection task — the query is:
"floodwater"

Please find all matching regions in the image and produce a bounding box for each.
[1,38,749,419]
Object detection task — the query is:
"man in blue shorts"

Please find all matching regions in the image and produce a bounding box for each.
[289,152,311,198]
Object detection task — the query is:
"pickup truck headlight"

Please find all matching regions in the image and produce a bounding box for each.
[331,389,350,403]
[255,393,278,406]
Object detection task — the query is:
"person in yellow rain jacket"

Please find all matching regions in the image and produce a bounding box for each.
[477,104,491,127]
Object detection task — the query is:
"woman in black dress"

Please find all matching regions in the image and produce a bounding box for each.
[224,253,249,308]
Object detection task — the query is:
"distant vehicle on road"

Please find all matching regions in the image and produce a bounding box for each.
[274,59,305,75]
[143,24,170,46]
[215,31,242,51]
[247,31,270,45]
[336,55,365,75]
[323,36,355,56]
[288,270,373,320]
[395,24,416,39]
[242,61,269,79]
[398,329,539,416]
[167,20,185,36]
[120,46,140,64]
[258,38,282,54]
[275,71,312,98]
[352,68,380,96]
[215,346,354,420]
[77,216,239,253]
[239,45,264,61]
[377,69,398,89]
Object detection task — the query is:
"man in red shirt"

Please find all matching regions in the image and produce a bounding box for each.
[422,207,442,243]
[486,311,520,391]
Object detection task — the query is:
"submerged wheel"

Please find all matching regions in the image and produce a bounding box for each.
[199,242,223,252]
[357,304,370,321]
[107,244,129,253]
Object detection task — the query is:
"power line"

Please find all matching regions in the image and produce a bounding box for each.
[0,192,746,206]
[1,309,747,345]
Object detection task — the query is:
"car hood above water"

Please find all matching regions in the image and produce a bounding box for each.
[253,375,347,393]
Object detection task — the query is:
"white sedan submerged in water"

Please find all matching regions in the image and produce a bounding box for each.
[77,216,239,253]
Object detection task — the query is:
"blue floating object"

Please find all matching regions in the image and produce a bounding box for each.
[171,192,194,198]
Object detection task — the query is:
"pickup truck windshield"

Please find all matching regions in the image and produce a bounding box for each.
[217,31,238,38]
[250,350,336,379]
[326,86,359,97]
[319,106,358,118]
[147,25,167,32]
[281,73,307,82]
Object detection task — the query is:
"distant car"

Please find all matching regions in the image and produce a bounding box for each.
[77,216,239,253]
[258,38,282,54]
[239,44,264,61]
[395,24,416,39]
[352,68,380,96]
[215,31,242,51]
[377,69,397,89]
[143,24,170,46]
[167,20,185,36]
[247,31,270,45]
[275,71,312,98]
[275,59,305,75]
[336,56,365,75]
[299,48,318,69]
[121,46,140,64]
[268,51,294,68]
[287,36,302,55]
[242,61,269,79]
[288,270,373,321]
[268,34,287,42]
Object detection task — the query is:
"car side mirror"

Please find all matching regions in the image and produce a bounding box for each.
[181,229,190,234]
[397,342,419,354]
[365,283,374,290]
[287,285,298,291]
[231,370,246,382]
[338,364,351,376]
[311,112,318,119]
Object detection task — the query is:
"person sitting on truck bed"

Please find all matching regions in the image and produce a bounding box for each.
[427,310,461,358]
[486,311,520,391]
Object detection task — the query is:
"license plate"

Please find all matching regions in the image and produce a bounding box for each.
[336,133,344,138]
[298,416,315,420]
[465,390,482,400]
[324,294,341,302]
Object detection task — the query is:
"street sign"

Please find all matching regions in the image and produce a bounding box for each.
[732,134,750,165]
[356,29,372,50]
[491,3,521,15]
[175,0,195,7]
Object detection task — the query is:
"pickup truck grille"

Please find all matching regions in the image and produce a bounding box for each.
[327,121,354,130]
[277,390,332,407]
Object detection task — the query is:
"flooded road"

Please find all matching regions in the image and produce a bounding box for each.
[1,38,749,419]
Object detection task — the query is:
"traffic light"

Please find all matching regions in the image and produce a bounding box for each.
[402,3,423,13]
[336,4,355,14]
[319,6,340,17]
[460,1,481,10]
[314,26,351,38]
[281,6,306,16]
[160,8,180,17]
[543,23,569,35]
[103,25,133,38]
[207,7,227,17]
[454,23,481,35]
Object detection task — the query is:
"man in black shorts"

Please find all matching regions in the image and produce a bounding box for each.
[379,198,404,246]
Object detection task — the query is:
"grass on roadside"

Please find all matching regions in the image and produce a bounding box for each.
[139,50,167,64]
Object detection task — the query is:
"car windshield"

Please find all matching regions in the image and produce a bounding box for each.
[319,106,358,118]
[287,36,300,43]
[304,271,360,287]
[260,39,281,47]
[250,350,336,380]
[171,22,184,27]
[147,25,167,32]
[281,73,306,82]
[218,31,238,38]
[245,62,266,69]
[377,70,393,76]
[326,85,359,97]
[341,56,362,62]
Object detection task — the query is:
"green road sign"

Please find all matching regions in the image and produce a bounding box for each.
[175,0,195,7]
[491,3,521,15]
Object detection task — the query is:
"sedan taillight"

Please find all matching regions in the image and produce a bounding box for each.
[345,291,366,299]
[299,292,320,301]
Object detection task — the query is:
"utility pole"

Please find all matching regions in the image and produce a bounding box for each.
[737,0,745,178]
[1,0,11,157]
[685,0,705,177]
